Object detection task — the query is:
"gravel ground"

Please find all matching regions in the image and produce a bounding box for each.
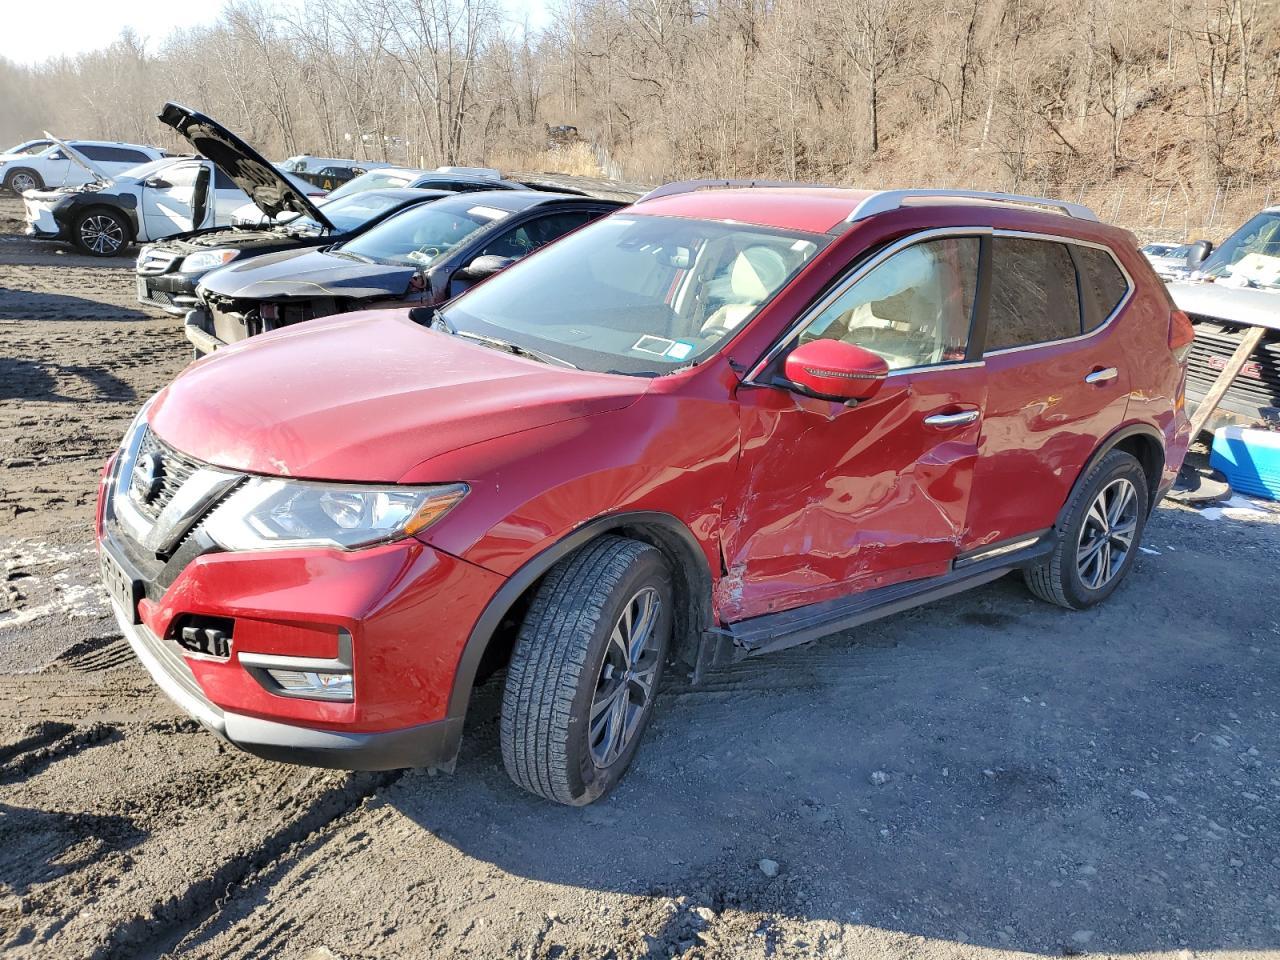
[1,195,1278,960]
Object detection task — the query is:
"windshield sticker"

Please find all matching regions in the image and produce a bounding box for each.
[665,340,696,360]
[633,335,676,357]
[466,205,509,221]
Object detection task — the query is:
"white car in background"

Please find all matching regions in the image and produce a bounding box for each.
[22,136,323,256]
[0,137,164,195]
[1141,241,1194,281]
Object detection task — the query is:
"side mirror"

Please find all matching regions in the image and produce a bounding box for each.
[49,151,65,160]
[145,177,171,189]
[783,339,889,402]
[457,254,516,282]
[1186,239,1213,266]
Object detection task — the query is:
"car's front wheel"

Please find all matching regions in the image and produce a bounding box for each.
[500,536,673,805]
[1024,449,1150,609]
[5,168,42,195]
[73,208,131,257]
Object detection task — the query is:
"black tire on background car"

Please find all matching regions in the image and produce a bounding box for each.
[5,168,42,195]
[1024,449,1150,610]
[501,535,674,805]
[73,207,131,257]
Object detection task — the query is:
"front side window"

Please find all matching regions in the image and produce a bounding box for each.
[158,164,200,189]
[1200,210,1280,289]
[442,214,825,375]
[986,237,1081,351]
[477,211,593,259]
[796,237,979,370]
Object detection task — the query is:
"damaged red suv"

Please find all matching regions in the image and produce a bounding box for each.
[98,184,1193,804]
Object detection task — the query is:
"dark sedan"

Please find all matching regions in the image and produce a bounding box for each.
[136,188,453,316]
[186,189,625,354]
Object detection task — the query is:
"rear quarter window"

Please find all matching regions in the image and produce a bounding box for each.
[1073,244,1131,331]
[986,237,1081,351]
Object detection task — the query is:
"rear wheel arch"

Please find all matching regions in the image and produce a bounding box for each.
[1056,423,1164,528]
[444,511,715,726]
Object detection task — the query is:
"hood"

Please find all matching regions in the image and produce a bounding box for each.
[199,247,415,301]
[153,225,317,256]
[146,310,648,481]
[158,102,335,230]
[1169,280,1280,332]
[44,132,112,185]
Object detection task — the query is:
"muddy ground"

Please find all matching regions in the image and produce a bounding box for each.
[1,195,1278,960]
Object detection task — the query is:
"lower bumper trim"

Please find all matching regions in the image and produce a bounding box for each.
[111,599,462,772]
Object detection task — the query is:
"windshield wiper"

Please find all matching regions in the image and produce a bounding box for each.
[456,331,578,369]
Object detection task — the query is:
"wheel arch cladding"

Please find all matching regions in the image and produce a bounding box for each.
[1057,423,1165,527]
[444,511,714,725]
[58,193,139,238]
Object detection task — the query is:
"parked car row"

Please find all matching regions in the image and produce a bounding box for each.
[97,170,1195,805]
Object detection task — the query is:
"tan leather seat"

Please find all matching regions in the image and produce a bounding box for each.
[701,246,789,337]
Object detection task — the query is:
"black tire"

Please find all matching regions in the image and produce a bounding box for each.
[73,207,131,257]
[5,167,42,195]
[500,536,673,805]
[1024,449,1150,610]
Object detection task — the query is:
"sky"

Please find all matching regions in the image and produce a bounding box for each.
[0,0,551,66]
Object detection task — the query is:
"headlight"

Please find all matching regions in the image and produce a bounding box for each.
[181,249,240,273]
[202,479,467,552]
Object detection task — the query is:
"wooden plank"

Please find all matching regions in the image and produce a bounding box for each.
[1187,323,1267,439]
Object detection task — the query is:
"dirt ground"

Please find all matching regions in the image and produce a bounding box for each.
[1,194,1279,960]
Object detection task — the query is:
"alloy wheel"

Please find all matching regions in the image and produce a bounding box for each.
[1076,477,1139,590]
[9,172,36,194]
[80,215,124,255]
[588,586,663,768]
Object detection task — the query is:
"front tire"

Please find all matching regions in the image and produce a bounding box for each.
[1024,449,1149,609]
[500,536,673,805]
[73,208,131,257]
[5,168,42,195]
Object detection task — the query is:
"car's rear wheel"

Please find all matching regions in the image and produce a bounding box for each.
[500,536,673,805]
[1024,449,1149,609]
[74,208,131,257]
[5,168,42,195]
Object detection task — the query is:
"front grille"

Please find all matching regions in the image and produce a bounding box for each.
[138,284,175,308]
[136,249,178,275]
[1185,316,1280,417]
[128,428,204,521]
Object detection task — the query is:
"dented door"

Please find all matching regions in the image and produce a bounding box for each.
[718,366,986,622]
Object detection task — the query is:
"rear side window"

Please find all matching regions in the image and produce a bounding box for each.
[76,145,149,163]
[1074,245,1130,331]
[986,238,1081,351]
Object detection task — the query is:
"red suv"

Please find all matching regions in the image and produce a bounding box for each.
[98,184,1194,804]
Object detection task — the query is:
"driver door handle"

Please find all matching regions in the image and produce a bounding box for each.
[1084,366,1119,384]
[923,410,981,428]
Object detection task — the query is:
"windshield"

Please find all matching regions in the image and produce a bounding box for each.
[1201,210,1280,289]
[338,198,507,266]
[442,214,827,375]
[288,191,414,234]
[5,140,52,156]
[327,170,416,201]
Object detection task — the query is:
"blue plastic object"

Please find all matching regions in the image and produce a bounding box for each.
[1210,426,1280,500]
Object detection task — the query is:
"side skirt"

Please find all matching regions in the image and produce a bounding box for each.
[703,533,1053,665]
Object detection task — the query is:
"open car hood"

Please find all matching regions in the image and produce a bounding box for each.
[158,102,335,230]
[43,131,112,186]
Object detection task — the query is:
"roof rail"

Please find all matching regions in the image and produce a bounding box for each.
[637,179,841,203]
[847,189,1098,222]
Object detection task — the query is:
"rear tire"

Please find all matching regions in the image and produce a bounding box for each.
[73,207,131,257]
[1024,450,1149,609]
[500,536,673,805]
[5,168,42,195]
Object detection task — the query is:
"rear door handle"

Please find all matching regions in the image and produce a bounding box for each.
[924,410,981,428]
[1084,367,1119,384]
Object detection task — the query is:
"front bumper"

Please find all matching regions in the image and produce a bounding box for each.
[183,305,235,353]
[137,271,201,316]
[111,597,463,770]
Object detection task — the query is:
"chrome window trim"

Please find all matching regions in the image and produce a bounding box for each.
[982,229,1135,357]
[745,226,992,382]
[746,225,1136,381]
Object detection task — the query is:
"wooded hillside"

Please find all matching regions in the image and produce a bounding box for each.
[2,0,1276,237]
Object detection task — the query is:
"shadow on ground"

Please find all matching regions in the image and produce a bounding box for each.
[0,286,151,322]
[390,535,1278,956]
[0,358,136,402]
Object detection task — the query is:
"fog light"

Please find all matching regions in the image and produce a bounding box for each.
[265,669,353,701]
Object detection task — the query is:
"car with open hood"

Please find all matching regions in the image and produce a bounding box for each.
[22,113,326,257]
[1,137,163,195]
[184,189,624,354]
[136,186,455,318]
[1168,206,1280,430]
[99,183,1191,805]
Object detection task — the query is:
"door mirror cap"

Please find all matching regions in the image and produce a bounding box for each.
[783,339,889,402]
[145,177,171,189]
[457,254,516,281]
[1186,239,1213,266]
